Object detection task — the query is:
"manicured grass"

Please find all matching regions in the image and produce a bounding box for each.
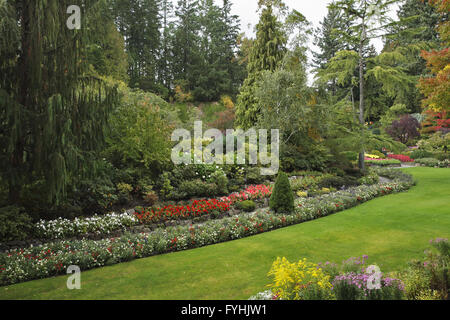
[1,167,449,300]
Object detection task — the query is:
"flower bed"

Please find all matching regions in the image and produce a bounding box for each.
[28,185,273,241]
[0,172,414,286]
[34,212,138,240]
[365,159,401,166]
[249,255,405,300]
[387,154,414,163]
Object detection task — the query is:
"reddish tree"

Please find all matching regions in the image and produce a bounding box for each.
[418,0,450,112]
[387,115,422,144]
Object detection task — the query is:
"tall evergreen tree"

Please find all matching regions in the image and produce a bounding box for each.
[235,2,287,129]
[158,0,175,94]
[172,0,201,88]
[112,0,161,91]
[0,0,119,205]
[383,0,441,112]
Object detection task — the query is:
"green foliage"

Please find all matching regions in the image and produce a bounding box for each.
[317,176,358,189]
[402,239,450,300]
[358,170,380,185]
[417,132,450,153]
[235,200,257,212]
[269,172,294,213]
[235,3,287,129]
[177,180,218,199]
[366,159,402,166]
[379,104,410,129]
[0,206,32,242]
[159,172,174,200]
[410,150,433,159]
[105,87,172,174]
[415,158,440,167]
[0,0,120,205]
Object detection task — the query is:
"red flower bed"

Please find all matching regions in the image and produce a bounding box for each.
[387,154,414,163]
[134,184,273,224]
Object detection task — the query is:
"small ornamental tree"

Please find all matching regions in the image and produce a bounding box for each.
[269,171,294,214]
[386,115,421,144]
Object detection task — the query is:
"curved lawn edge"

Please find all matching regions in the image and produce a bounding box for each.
[0,167,449,299]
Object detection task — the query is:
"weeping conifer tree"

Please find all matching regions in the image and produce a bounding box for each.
[0,0,119,206]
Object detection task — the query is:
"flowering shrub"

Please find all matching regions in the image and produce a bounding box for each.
[415,158,449,168]
[387,154,414,163]
[402,238,449,300]
[267,257,334,300]
[34,212,138,240]
[253,255,404,300]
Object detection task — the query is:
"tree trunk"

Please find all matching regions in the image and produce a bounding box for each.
[358,23,366,172]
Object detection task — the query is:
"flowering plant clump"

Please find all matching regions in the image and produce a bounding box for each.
[332,270,405,300]
[402,238,449,300]
[387,154,414,163]
[34,212,138,240]
[365,153,381,159]
[267,257,334,300]
[221,184,273,204]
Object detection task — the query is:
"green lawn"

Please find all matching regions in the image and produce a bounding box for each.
[1,167,449,300]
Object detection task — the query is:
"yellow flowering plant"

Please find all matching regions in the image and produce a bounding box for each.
[267,257,334,300]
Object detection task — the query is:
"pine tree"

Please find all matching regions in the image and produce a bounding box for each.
[158,0,175,94]
[112,0,161,91]
[0,0,119,205]
[235,2,287,129]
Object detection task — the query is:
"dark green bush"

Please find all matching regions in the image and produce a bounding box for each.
[415,158,439,167]
[270,172,294,214]
[281,157,295,172]
[235,200,256,212]
[246,167,265,185]
[410,150,432,160]
[433,152,449,161]
[318,176,359,189]
[0,206,32,242]
[177,179,218,199]
[341,151,358,162]
[326,167,346,177]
